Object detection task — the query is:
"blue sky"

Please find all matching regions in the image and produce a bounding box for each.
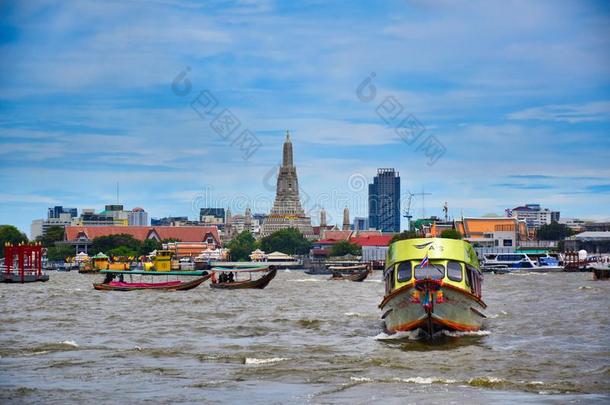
[1,0,609,236]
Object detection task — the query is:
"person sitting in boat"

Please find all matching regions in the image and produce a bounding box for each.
[118,274,124,283]
[228,272,235,283]
[103,273,115,284]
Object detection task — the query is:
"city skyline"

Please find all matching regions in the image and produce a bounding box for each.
[1,1,610,235]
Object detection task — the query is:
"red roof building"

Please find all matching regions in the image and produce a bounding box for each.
[64,226,221,254]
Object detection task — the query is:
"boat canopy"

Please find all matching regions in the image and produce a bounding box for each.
[386,238,480,270]
[211,265,270,272]
[100,269,208,276]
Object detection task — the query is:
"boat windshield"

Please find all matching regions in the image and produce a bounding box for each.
[414,264,445,280]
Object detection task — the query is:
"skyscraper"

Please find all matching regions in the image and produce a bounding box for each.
[368,168,401,232]
[261,131,314,238]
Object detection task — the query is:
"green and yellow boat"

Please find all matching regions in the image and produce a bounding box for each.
[380,238,486,337]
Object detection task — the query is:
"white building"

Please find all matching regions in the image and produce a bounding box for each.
[508,204,559,229]
[128,207,149,226]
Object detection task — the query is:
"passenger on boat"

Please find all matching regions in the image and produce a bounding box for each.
[103,273,115,284]
[118,274,124,283]
[228,272,235,283]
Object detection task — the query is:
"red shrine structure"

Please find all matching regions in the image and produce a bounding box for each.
[1,242,49,283]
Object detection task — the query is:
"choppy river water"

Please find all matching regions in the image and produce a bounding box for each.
[1,271,608,404]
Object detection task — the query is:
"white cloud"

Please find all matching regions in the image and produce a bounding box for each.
[508,101,610,123]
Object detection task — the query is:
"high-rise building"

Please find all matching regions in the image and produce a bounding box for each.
[200,208,226,224]
[261,131,314,238]
[353,217,369,231]
[128,207,148,226]
[48,206,78,219]
[508,204,560,229]
[368,168,401,232]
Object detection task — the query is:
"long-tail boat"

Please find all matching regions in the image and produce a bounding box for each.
[209,266,277,289]
[328,263,370,282]
[93,269,211,291]
[380,238,486,337]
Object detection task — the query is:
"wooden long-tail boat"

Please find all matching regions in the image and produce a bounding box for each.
[329,269,370,282]
[93,270,211,291]
[210,266,277,290]
[328,263,370,282]
[380,238,486,338]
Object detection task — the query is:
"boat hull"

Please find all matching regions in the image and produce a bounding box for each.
[381,281,486,336]
[0,273,49,283]
[210,269,277,289]
[329,269,369,282]
[93,274,211,291]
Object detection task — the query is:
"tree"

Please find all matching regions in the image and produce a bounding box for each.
[139,239,162,256]
[161,238,182,243]
[46,245,74,262]
[108,245,138,258]
[0,225,28,258]
[90,234,141,255]
[440,229,462,240]
[390,230,418,244]
[259,228,312,255]
[36,225,65,247]
[537,221,574,241]
[330,240,362,257]
[227,231,257,261]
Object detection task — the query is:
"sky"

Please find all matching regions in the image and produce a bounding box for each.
[1,0,609,237]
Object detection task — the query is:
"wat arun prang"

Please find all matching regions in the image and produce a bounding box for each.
[261,131,314,239]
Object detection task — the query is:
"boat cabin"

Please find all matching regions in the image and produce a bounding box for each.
[384,238,483,299]
[152,250,173,271]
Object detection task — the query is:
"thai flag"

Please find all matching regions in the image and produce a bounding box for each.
[419,255,429,267]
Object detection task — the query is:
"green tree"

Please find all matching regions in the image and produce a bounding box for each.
[259,228,311,255]
[537,221,574,241]
[90,234,141,255]
[36,225,65,247]
[330,240,362,257]
[390,230,418,244]
[227,231,257,261]
[46,245,74,262]
[440,229,463,240]
[0,225,28,258]
[139,239,162,256]
[108,245,138,258]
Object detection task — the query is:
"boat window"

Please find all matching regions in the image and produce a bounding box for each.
[384,266,394,294]
[466,265,482,297]
[447,261,463,282]
[414,263,444,280]
[396,261,412,282]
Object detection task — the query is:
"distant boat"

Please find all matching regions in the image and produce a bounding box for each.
[93,269,211,291]
[481,253,563,273]
[591,263,610,280]
[209,266,277,290]
[380,238,486,337]
[328,264,370,282]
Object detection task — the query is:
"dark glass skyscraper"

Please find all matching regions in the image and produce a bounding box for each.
[368,169,400,232]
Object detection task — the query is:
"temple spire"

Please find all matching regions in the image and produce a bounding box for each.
[282,130,293,167]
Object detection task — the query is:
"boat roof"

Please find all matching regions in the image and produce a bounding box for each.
[100,270,208,276]
[387,238,480,269]
[211,265,269,272]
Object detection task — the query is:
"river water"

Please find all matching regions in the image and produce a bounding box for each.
[0,271,608,404]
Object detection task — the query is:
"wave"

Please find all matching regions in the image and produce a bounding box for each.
[394,376,456,384]
[365,279,382,283]
[244,357,290,365]
[374,330,421,341]
[291,279,322,282]
[488,310,508,319]
[60,340,79,348]
[440,330,491,337]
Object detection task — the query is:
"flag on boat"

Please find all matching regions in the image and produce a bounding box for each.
[419,255,429,267]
